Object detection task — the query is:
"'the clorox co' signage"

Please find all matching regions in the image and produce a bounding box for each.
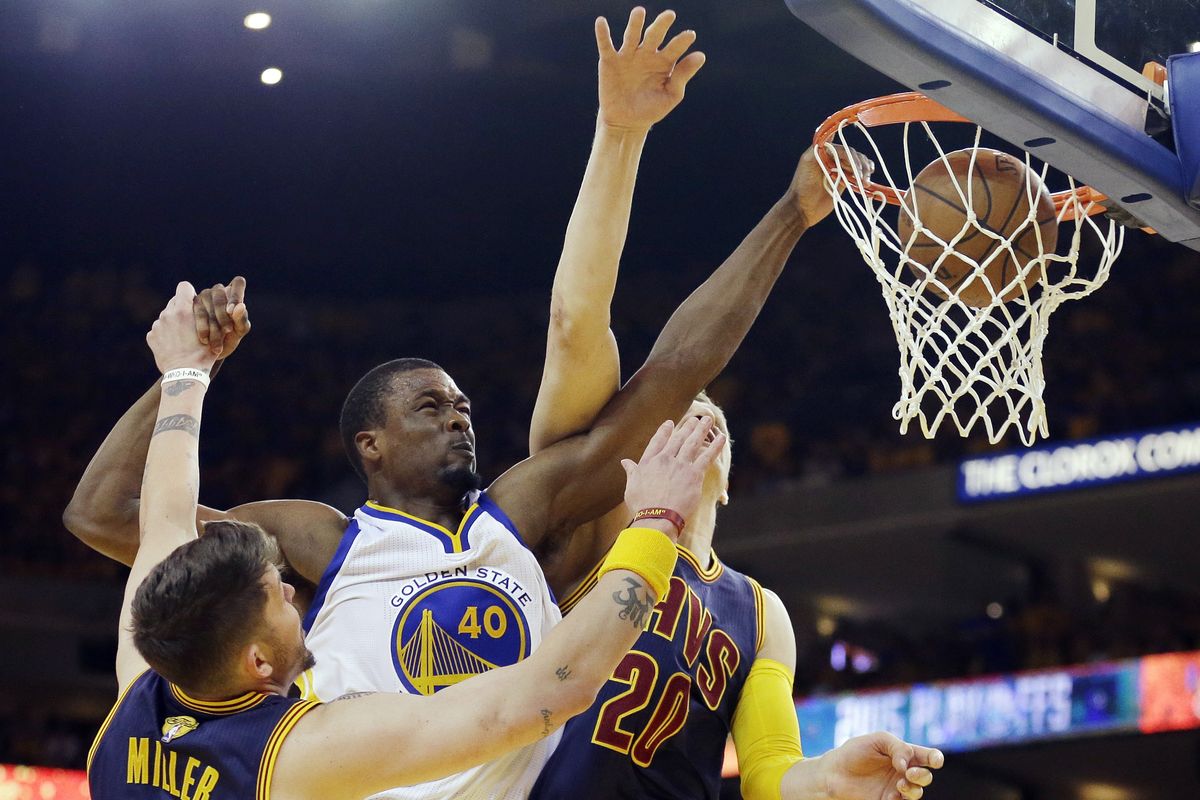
[958,423,1200,502]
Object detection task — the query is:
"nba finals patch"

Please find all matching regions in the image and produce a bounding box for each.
[390,576,531,695]
[160,715,198,743]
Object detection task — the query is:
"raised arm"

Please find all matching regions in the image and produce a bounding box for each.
[529,6,705,453]
[115,283,220,690]
[63,278,346,583]
[64,278,251,565]
[271,417,726,799]
[495,146,873,554]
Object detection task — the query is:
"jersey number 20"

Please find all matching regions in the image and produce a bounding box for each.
[591,650,690,767]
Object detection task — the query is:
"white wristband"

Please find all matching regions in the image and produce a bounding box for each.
[161,367,211,389]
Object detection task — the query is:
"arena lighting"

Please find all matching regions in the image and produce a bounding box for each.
[1190,41,1200,53]
[260,67,283,85]
[1077,783,1135,800]
[985,601,1003,619]
[244,12,271,30]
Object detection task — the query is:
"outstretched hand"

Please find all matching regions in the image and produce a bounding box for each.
[817,732,944,800]
[620,416,725,540]
[194,276,251,358]
[595,7,706,132]
[788,145,875,229]
[147,282,221,375]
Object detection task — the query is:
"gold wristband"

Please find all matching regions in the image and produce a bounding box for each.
[597,527,678,599]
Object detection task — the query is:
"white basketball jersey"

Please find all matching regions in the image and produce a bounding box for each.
[300,491,562,800]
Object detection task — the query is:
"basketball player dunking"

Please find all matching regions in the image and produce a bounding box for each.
[66,8,871,800]
[522,93,942,800]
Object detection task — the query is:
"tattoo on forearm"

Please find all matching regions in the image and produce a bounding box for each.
[153,414,200,438]
[540,709,553,737]
[164,380,197,396]
[613,577,653,629]
[555,666,572,682]
[332,691,377,703]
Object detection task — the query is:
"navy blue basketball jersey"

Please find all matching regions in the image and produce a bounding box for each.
[87,670,319,800]
[531,546,764,800]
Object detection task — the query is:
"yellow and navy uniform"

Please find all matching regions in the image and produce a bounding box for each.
[87,670,318,800]
[531,545,764,800]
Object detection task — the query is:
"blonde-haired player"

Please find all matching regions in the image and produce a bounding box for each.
[526,136,945,799]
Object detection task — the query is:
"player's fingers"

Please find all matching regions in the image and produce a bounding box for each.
[909,746,944,770]
[667,51,706,90]
[640,419,675,462]
[175,281,196,303]
[678,415,714,461]
[621,6,646,52]
[891,742,916,774]
[231,302,251,335]
[695,431,726,469]
[211,284,233,333]
[641,9,676,51]
[906,767,934,787]
[659,28,696,63]
[193,295,210,346]
[227,275,247,307]
[898,780,923,800]
[198,289,223,353]
[665,415,702,458]
[620,458,637,481]
[594,16,617,58]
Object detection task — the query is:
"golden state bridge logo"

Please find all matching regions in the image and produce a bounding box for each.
[391,579,530,695]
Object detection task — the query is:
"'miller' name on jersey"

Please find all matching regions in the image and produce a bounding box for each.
[126,737,219,799]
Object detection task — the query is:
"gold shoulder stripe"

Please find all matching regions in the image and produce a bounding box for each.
[257,700,320,800]
[677,546,724,582]
[87,669,150,774]
[748,577,766,653]
[559,558,606,615]
[171,684,268,715]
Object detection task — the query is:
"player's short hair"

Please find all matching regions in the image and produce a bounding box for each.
[339,358,444,482]
[131,521,281,694]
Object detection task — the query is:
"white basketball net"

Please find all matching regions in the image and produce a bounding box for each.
[818,115,1126,445]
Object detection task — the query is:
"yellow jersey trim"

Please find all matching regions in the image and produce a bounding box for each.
[562,542,722,613]
[87,669,150,775]
[677,545,724,583]
[748,577,766,653]
[364,500,479,554]
[256,700,320,800]
[170,684,269,715]
[559,558,605,615]
[294,668,323,702]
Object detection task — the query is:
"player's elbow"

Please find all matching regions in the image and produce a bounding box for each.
[62,496,136,564]
[62,496,102,541]
[547,299,610,350]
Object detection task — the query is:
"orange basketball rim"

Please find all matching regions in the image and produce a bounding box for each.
[812,92,1109,222]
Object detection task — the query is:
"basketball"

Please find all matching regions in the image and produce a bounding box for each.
[898,148,1058,307]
